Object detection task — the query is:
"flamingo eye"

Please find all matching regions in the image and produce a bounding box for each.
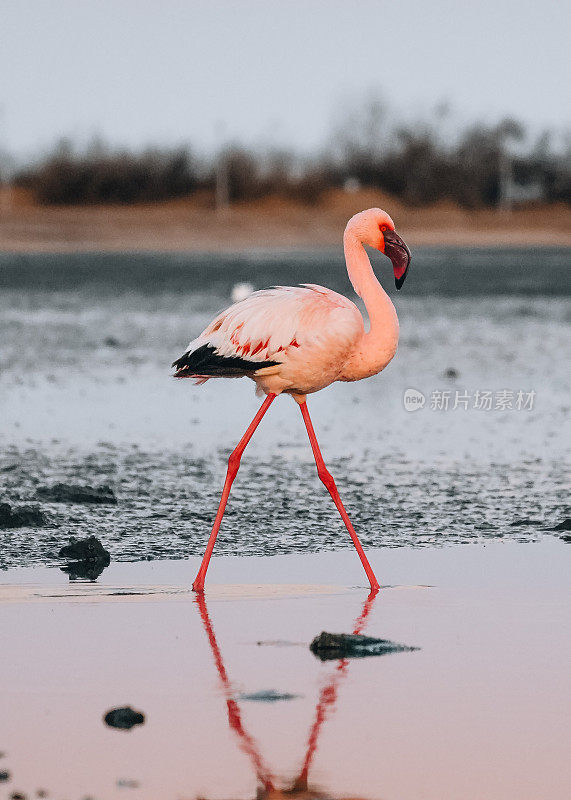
[380,225,387,232]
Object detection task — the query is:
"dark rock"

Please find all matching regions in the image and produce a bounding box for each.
[560,534,571,543]
[238,690,301,702]
[0,502,48,528]
[0,771,10,782]
[58,536,110,566]
[36,483,117,505]
[510,518,542,527]
[444,368,459,379]
[552,518,571,531]
[104,336,121,348]
[309,631,419,661]
[104,706,145,730]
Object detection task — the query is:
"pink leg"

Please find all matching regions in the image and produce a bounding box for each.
[194,593,275,791]
[192,393,276,592]
[293,587,379,791]
[299,401,380,591]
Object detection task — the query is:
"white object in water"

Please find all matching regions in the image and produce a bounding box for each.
[231,282,255,303]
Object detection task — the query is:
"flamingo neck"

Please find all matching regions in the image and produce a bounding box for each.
[343,229,399,377]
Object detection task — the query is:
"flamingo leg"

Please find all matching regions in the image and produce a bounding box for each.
[292,587,379,791]
[298,401,380,591]
[192,393,276,592]
[194,593,275,792]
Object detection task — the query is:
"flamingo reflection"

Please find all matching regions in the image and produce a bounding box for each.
[194,589,379,797]
[292,589,377,793]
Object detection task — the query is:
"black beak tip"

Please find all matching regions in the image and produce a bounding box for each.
[395,269,408,290]
[384,229,411,291]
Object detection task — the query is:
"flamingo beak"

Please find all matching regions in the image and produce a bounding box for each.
[383,229,411,290]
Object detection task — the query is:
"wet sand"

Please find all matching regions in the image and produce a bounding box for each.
[1,188,570,251]
[1,539,569,800]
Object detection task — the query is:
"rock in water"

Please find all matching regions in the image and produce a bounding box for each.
[36,483,117,504]
[238,689,301,702]
[0,502,48,528]
[116,779,139,788]
[552,518,571,531]
[58,536,111,565]
[104,706,145,730]
[309,631,418,661]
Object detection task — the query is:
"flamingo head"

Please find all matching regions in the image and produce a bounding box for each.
[348,208,412,290]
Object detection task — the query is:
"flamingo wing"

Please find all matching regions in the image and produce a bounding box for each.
[172,285,360,380]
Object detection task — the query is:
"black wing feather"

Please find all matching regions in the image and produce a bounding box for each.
[172,344,280,378]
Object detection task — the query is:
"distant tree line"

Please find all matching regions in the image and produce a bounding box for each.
[14,139,197,204]
[12,107,571,208]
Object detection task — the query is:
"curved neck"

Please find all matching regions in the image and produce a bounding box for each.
[343,229,398,333]
[341,229,399,379]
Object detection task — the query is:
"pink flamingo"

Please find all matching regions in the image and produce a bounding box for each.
[173,208,411,592]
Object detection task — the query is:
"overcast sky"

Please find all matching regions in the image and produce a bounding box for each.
[1,0,569,160]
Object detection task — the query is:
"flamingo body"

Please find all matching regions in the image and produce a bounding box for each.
[173,209,410,400]
[173,208,412,591]
[174,284,369,397]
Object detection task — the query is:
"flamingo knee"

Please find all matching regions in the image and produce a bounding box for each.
[227,450,241,477]
[317,465,336,492]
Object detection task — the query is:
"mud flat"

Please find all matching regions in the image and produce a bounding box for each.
[0,539,569,800]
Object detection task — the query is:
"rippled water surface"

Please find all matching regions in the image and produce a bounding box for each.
[0,248,569,568]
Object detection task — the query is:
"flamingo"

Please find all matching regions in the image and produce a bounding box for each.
[172,208,411,592]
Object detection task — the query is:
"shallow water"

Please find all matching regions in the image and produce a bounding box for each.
[0,541,570,800]
[0,248,569,568]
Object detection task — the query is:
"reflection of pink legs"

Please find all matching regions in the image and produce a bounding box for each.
[194,587,379,797]
[194,592,275,792]
[192,393,276,592]
[294,588,379,790]
[299,401,380,591]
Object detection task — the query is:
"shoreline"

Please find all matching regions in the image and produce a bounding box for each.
[1,188,570,252]
[0,536,566,586]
